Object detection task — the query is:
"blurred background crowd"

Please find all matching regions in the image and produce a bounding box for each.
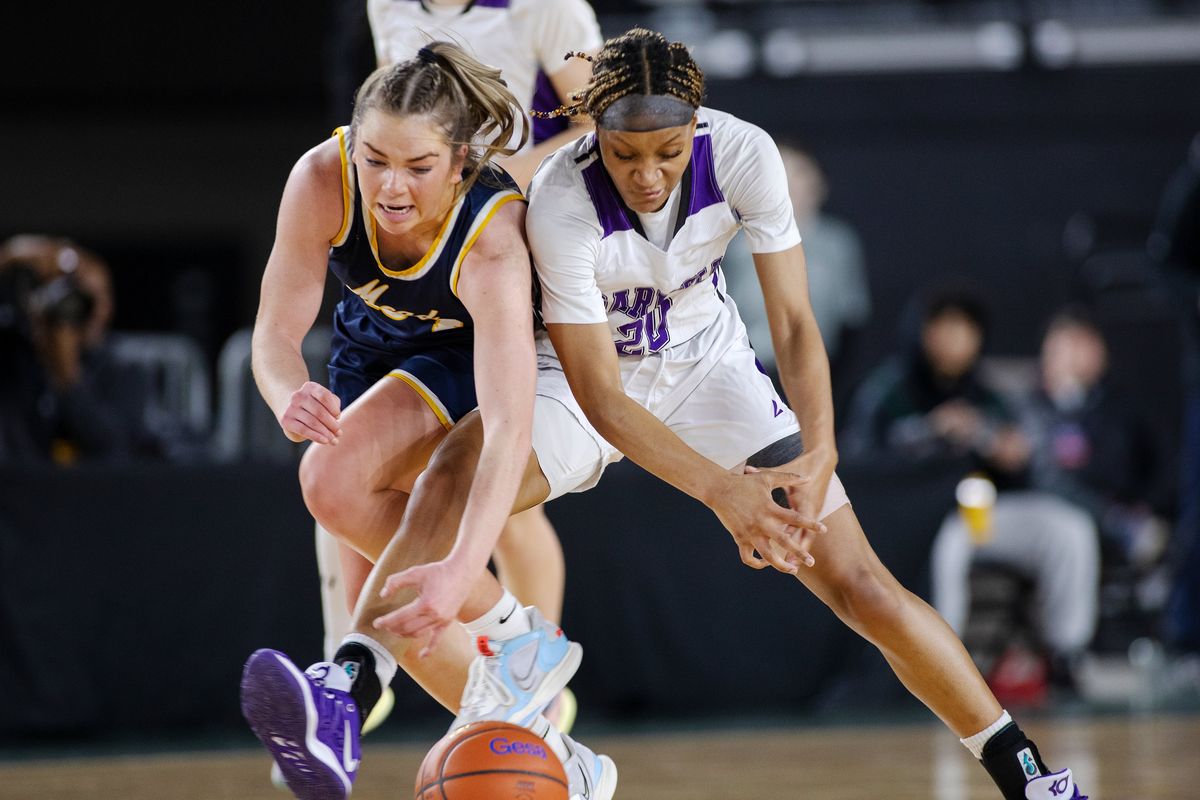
[2,0,1199,741]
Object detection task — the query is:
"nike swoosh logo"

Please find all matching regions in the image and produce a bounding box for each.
[498,602,518,625]
[343,721,359,773]
[511,659,539,692]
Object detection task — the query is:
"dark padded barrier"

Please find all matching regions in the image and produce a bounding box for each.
[0,455,964,740]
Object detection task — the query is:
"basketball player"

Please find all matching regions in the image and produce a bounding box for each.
[304,0,602,741]
[241,42,613,800]
[318,27,1090,800]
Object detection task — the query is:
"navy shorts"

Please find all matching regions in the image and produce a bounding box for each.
[328,330,477,430]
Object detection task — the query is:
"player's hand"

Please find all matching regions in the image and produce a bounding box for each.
[372,559,474,658]
[778,447,836,527]
[710,468,826,575]
[278,381,342,444]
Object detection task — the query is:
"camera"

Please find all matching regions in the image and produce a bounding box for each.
[0,258,95,335]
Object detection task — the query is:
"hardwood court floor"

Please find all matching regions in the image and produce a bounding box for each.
[2,713,1197,799]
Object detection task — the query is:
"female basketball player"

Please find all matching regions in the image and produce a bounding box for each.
[307,0,603,740]
[241,42,614,800]
[327,27,1088,800]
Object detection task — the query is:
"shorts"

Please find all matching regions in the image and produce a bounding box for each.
[532,314,850,519]
[328,328,477,429]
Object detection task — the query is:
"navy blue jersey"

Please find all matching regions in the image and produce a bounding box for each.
[324,126,525,418]
[327,125,525,358]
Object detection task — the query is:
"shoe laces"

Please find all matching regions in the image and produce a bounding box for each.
[459,655,515,718]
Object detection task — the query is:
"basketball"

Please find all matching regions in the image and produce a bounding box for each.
[414,721,568,800]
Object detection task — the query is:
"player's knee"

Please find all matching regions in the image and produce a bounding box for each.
[298,445,349,527]
[829,565,904,632]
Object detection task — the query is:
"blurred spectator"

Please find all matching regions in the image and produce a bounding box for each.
[841,285,1100,689]
[0,235,153,464]
[723,145,870,398]
[1018,306,1171,568]
[1149,131,1200,655]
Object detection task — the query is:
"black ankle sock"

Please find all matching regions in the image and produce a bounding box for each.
[981,722,1049,800]
[334,642,381,725]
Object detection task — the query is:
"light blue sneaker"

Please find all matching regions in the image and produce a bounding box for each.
[451,607,582,730]
[241,649,360,800]
[562,733,618,800]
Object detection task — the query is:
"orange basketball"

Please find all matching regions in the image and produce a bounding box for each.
[414,721,568,800]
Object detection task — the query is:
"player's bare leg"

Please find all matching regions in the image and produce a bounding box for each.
[298,376,447,560]
[493,505,565,624]
[797,503,1083,799]
[797,504,999,734]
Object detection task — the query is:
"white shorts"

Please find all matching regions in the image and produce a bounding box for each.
[531,313,850,519]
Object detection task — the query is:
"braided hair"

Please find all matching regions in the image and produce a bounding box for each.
[351,41,527,192]
[532,28,705,125]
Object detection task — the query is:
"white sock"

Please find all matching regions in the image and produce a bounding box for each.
[961,710,1013,760]
[342,632,399,688]
[529,713,569,763]
[463,589,532,642]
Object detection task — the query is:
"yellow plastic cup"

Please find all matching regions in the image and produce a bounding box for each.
[956,475,997,545]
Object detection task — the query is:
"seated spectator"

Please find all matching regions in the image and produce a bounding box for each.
[1018,306,1171,568]
[842,285,1100,691]
[0,235,155,464]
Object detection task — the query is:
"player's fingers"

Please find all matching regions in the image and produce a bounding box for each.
[283,414,335,445]
[756,536,801,574]
[373,605,433,639]
[299,397,342,440]
[772,504,827,535]
[310,383,342,419]
[380,568,421,598]
[418,624,447,659]
[764,469,811,491]
[737,539,768,570]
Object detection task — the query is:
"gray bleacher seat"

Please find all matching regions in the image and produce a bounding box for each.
[107,331,212,459]
[212,326,332,462]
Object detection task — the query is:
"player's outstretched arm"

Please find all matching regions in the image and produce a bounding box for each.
[753,243,838,520]
[251,140,345,445]
[546,320,824,574]
[374,200,536,652]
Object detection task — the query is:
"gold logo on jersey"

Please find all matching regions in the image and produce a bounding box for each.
[352,279,464,331]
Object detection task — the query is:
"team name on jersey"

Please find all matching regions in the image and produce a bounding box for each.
[352,279,464,331]
[600,257,723,356]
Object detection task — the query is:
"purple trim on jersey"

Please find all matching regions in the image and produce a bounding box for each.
[688,132,725,216]
[581,158,635,239]
[471,0,511,7]
[531,70,569,145]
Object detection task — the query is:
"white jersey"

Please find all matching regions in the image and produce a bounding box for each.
[367,0,602,152]
[528,107,801,358]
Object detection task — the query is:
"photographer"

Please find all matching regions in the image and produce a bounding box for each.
[0,235,147,463]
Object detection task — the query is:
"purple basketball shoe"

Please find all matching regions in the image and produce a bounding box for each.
[241,649,361,800]
[1025,768,1088,800]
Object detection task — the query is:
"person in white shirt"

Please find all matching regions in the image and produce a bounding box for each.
[350,27,1088,800]
[369,0,601,189]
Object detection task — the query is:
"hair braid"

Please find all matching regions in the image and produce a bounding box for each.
[529,28,706,124]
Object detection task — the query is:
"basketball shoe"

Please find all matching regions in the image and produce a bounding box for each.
[452,607,582,730]
[561,733,618,800]
[270,685,394,791]
[1024,769,1087,799]
[242,649,360,800]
